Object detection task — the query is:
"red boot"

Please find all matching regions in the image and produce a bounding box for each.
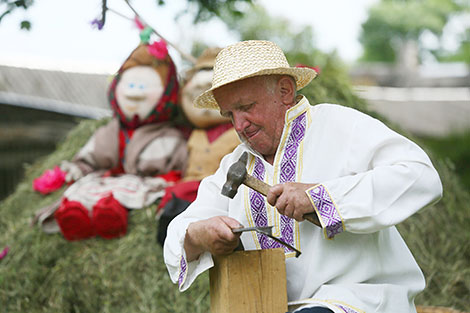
[92,194,128,239]
[54,198,94,241]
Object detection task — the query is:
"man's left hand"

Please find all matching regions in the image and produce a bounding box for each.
[267,182,317,221]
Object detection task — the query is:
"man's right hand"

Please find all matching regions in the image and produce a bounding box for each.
[184,216,242,261]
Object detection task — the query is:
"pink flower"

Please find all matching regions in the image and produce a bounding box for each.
[33,166,66,195]
[148,40,168,60]
[0,246,9,260]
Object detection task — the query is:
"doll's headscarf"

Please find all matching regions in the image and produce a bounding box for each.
[108,41,179,129]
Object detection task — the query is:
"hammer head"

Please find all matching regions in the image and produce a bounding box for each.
[221,152,248,198]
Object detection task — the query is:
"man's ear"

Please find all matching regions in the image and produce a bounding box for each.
[278,76,296,106]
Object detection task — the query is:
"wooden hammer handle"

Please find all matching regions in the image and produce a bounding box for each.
[244,174,270,196]
[302,213,321,227]
[243,174,321,227]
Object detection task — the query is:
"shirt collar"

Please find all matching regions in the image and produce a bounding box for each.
[285,95,310,124]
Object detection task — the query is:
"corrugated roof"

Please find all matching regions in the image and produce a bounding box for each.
[0,65,113,118]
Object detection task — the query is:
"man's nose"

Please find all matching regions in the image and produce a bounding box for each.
[232,112,249,133]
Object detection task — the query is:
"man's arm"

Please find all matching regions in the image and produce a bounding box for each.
[268,108,442,237]
[163,149,245,291]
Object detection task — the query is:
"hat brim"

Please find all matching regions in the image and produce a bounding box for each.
[194,66,317,109]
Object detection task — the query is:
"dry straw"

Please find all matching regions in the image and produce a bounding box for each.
[194,40,317,109]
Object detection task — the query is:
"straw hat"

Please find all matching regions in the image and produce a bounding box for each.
[194,40,317,109]
[184,47,222,83]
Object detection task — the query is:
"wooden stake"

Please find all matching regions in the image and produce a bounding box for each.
[209,248,287,313]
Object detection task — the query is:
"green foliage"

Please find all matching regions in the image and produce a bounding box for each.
[359,0,466,63]
[178,0,253,22]
[19,19,30,30]
[418,130,470,190]
[0,0,34,28]
[222,5,317,55]
[0,0,253,29]
[433,29,470,64]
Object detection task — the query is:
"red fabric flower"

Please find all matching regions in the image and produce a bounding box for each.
[148,40,168,60]
[33,166,66,195]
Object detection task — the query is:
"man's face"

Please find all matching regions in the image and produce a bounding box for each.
[214,76,289,162]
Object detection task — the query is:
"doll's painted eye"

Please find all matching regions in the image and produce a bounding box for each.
[139,84,145,89]
[129,83,135,88]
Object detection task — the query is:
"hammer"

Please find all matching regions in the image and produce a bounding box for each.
[221,152,321,227]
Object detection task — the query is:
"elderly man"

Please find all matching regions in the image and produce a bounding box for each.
[164,40,442,313]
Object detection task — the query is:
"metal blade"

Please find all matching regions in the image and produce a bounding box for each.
[232,225,301,257]
[232,226,273,235]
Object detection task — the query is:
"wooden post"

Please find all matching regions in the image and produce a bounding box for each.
[209,248,287,313]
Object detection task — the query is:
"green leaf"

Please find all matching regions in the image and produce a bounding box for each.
[20,19,30,30]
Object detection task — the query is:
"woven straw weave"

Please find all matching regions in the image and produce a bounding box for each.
[194,40,316,109]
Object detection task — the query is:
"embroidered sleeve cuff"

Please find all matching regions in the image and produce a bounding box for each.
[176,249,214,292]
[306,184,344,239]
[178,254,188,289]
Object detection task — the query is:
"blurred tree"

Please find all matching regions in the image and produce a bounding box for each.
[359,0,469,63]
[221,5,369,112]
[433,28,470,64]
[0,0,33,29]
[0,0,253,30]
[172,0,252,22]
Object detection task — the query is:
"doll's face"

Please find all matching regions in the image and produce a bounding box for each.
[116,66,164,120]
[182,69,230,129]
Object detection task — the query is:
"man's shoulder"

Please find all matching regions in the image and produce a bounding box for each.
[311,102,358,112]
[310,103,366,119]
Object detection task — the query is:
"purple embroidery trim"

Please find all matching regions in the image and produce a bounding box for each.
[280,113,306,183]
[178,256,187,288]
[249,112,307,254]
[308,184,343,238]
[336,304,360,313]
[250,158,281,250]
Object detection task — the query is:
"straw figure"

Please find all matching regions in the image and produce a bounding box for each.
[157,47,240,246]
[35,41,187,241]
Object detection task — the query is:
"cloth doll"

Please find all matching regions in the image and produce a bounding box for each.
[157,47,240,246]
[35,41,188,241]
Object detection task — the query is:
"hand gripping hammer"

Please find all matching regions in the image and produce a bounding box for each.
[221,152,321,227]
